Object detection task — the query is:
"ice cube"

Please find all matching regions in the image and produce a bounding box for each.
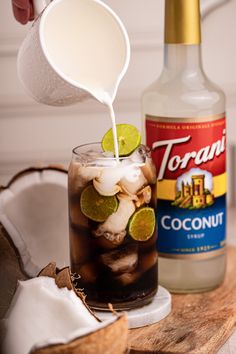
[68,162,101,192]
[93,235,120,250]
[120,167,147,195]
[69,200,89,228]
[115,249,158,286]
[130,144,150,164]
[99,244,138,274]
[115,271,140,286]
[77,261,98,283]
[93,229,126,246]
[139,250,158,272]
[69,228,91,265]
[77,147,104,165]
[93,166,123,196]
[141,157,156,184]
[135,185,152,208]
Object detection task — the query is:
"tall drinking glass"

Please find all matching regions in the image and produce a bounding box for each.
[68,143,158,310]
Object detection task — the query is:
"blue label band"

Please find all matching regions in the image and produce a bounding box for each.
[157,195,226,259]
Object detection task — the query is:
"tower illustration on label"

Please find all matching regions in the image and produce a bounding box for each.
[172,168,214,209]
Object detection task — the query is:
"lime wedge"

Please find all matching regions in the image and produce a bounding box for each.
[128,207,156,241]
[80,185,118,222]
[102,124,141,156]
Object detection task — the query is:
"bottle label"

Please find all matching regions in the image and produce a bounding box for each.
[146,114,226,259]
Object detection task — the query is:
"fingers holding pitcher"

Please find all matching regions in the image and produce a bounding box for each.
[12,0,34,24]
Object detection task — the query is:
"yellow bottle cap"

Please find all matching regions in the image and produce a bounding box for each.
[165,0,201,45]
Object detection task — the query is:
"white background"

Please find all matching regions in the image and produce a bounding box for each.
[0,0,235,205]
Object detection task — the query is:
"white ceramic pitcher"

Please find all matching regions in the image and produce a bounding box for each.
[17,0,130,106]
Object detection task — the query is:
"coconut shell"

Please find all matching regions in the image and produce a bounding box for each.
[0,166,69,277]
[38,264,82,297]
[31,315,128,354]
[1,166,67,190]
[34,263,128,354]
[38,264,100,322]
[55,267,74,290]
[38,262,57,278]
[0,224,28,318]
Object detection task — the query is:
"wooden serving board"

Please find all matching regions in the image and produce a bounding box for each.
[128,246,236,354]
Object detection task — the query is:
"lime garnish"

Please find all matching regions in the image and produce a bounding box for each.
[102,124,141,156]
[128,207,156,241]
[80,185,118,222]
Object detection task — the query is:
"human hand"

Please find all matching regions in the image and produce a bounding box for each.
[12,0,34,24]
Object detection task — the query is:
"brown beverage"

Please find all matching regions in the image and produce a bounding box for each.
[68,143,158,310]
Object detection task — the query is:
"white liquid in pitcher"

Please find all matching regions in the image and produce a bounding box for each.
[43,0,129,104]
[42,0,128,159]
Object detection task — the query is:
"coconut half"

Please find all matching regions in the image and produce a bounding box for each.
[0,223,28,320]
[3,263,128,354]
[0,167,69,277]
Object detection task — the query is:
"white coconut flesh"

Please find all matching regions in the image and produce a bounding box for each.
[0,169,69,276]
[3,276,120,354]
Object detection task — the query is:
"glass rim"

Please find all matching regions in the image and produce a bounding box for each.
[72,142,151,162]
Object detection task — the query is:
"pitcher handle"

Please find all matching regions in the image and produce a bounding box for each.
[33,0,51,17]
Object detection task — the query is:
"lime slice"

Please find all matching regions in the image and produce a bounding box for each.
[80,185,118,222]
[128,207,156,241]
[102,124,141,156]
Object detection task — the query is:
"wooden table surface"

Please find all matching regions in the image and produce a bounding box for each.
[218,208,236,354]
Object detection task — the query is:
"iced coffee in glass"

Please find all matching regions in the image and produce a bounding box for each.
[68,139,158,310]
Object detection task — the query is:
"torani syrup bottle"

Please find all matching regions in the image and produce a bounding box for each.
[142,0,226,292]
